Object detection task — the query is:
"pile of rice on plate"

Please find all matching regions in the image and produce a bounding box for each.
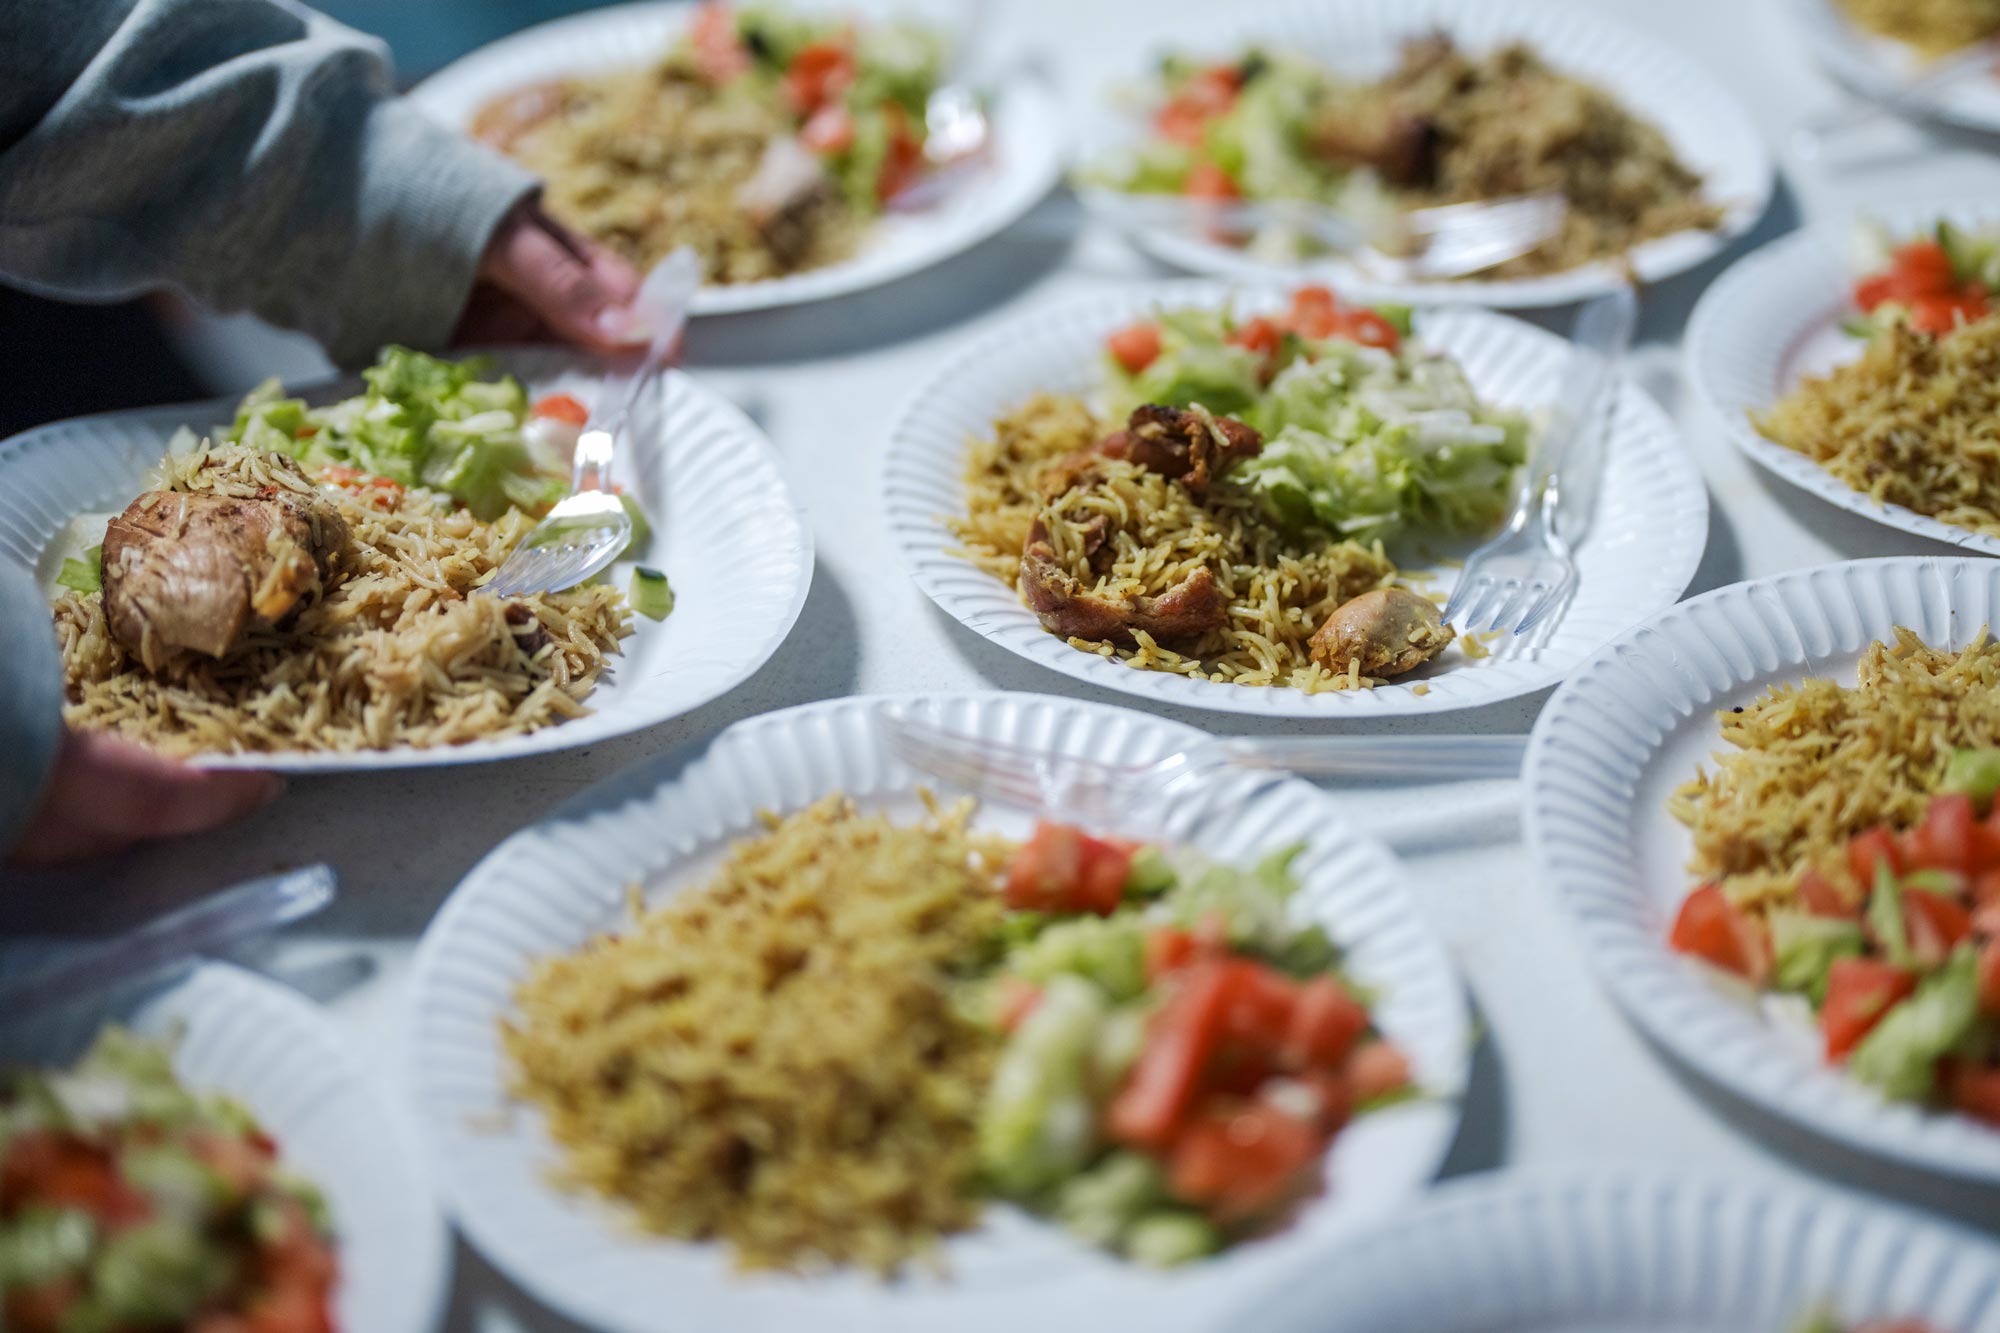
[1755,318,2000,539]
[1837,0,2000,57]
[1671,628,2000,909]
[951,396,1475,694]
[53,443,630,756]
[1380,40,1724,278]
[505,794,1006,1274]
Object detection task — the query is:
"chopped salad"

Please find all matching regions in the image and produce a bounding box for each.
[0,1031,337,1333]
[1668,749,2000,1125]
[979,821,1413,1263]
[1101,287,1528,544]
[1845,221,1999,340]
[681,2,943,215]
[227,347,588,523]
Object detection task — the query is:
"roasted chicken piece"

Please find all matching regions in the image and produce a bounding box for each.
[1309,106,1438,188]
[1019,516,1225,647]
[101,488,351,672]
[1309,587,1453,679]
[1101,405,1263,492]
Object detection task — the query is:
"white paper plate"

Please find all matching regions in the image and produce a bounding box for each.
[1526,556,2000,1183]
[1235,1165,2000,1332]
[0,962,450,1333]
[1788,0,2000,137]
[1686,199,2000,558]
[411,0,1065,316]
[0,349,812,772]
[408,692,1471,1333]
[1103,0,1771,308]
[883,281,1709,717]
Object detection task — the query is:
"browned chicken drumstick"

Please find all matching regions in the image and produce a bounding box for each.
[101,488,351,672]
[1018,404,1266,647]
[1309,586,1454,679]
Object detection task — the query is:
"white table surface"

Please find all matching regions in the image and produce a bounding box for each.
[10,1,2000,1328]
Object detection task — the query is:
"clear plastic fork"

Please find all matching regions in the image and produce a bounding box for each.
[482,247,701,600]
[1443,283,1637,637]
[882,714,1527,831]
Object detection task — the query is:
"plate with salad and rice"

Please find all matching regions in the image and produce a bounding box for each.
[411,0,1064,315]
[1083,0,1770,308]
[1527,556,2000,1183]
[407,692,1469,1333]
[1232,1166,2000,1333]
[0,347,811,772]
[884,280,1707,717]
[1688,202,2000,558]
[0,962,448,1333]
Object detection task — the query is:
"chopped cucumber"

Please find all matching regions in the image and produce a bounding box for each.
[628,565,674,621]
[1942,747,2000,806]
[618,493,652,552]
[1124,1210,1222,1266]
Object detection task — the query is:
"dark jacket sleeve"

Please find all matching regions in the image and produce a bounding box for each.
[0,0,539,366]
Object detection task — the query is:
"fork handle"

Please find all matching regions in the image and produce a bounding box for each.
[1196,734,1528,781]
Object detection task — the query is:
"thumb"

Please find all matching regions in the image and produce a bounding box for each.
[481,209,644,353]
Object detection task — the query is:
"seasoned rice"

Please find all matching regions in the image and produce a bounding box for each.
[1756,316,2000,539]
[1670,629,2000,911]
[1838,0,2000,56]
[478,60,862,283]
[53,444,629,755]
[951,395,1424,692]
[1381,41,1724,278]
[505,794,1008,1274]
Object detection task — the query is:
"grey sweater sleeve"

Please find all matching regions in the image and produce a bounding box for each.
[0,0,540,367]
[0,561,64,857]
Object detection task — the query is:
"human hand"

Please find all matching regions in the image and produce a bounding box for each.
[10,731,284,866]
[454,199,649,351]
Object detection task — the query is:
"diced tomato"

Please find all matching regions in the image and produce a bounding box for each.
[1848,826,1906,888]
[874,102,925,203]
[1910,289,1989,335]
[1978,937,2000,1018]
[1896,788,1976,872]
[1183,161,1240,201]
[1947,1060,2000,1125]
[1145,925,1197,979]
[689,1,751,82]
[1346,1040,1412,1104]
[1893,240,1956,294]
[1797,866,1856,919]
[1282,975,1369,1070]
[1107,322,1163,374]
[530,392,590,425]
[1285,285,1340,339]
[1003,822,1130,915]
[5,1278,79,1333]
[800,102,855,154]
[1335,308,1401,352]
[244,1279,335,1333]
[783,40,855,112]
[319,465,403,499]
[293,425,318,439]
[1298,1068,1353,1131]
[1107,961,1234,1150]
[1154,99,1211,146]
[995,977,1042,1032]
[1221,960,1298,1044]
[1821,957,1917,1061]
[1903,887,1973,968]
[1167,1099,1323,1222]
[1853,272,1898,311]
[3,1132,148,1226]
[1227,315,1285,381]
[1667,883,1772,985]
[1152,66,1239,145]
